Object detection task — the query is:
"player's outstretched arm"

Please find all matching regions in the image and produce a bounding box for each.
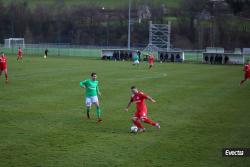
[147,96,156,103]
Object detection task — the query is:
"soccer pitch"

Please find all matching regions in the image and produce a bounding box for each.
[0,55,250,167]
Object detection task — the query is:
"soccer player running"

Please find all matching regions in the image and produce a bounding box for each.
[80,72,102,122]
[44,48,48,58]
[148,53,154,69]
[240,60,250,86]
[0,52,8,83]
[132,52,140,66]
[17,47,23,61]
[124,86,160,132]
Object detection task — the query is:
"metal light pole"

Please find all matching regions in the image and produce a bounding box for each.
[128,0,131,50]
[106,14,109,47]
[102,7,109,47]
[209,0,224,47]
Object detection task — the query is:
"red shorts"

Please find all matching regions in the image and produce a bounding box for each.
[245,72,250,79]
[149,61,154,65]
[134,111,148,120]
[0,64,7,71]
[18,54,22,57]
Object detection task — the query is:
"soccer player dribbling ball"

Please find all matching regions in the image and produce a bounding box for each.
[148,53,154,69]
[0,52,8,83]
[80,72,102,123]
[240,60,250,86]
[124,86,160,132]
[17,47,23,61]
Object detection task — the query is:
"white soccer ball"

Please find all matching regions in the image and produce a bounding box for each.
[130,125,138,133]
[44,55,47,59]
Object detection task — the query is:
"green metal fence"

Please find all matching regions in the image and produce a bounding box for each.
[1,45,102,58]
[2,44,248,63]
[183,50,203,62]
[244,54,250,62]
[1,46,204,62]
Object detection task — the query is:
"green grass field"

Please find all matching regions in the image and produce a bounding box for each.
[0,55,250,167]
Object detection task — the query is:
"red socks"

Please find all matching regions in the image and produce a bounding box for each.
[133,119,144,129]
[143,118,156,126]
[5,73,8,81]
[133,118,156,128]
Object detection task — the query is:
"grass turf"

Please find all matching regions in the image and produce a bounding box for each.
[0,55,250,167]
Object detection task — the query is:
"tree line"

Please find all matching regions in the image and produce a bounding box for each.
[0,0,249,49]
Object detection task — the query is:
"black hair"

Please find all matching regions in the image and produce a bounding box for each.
[131,86,136,89]
[91,72,97,77]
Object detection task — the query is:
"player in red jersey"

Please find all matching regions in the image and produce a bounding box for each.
[124,86,160,132]
[0,52,8,83]
[148,53,154,69]
[17,47,23,61]
[240,60,250,86]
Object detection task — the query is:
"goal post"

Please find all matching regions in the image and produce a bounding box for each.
[4,38,25,48]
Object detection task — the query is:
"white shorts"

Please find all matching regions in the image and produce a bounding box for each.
[85,96,99,107]
[133,60,139,64]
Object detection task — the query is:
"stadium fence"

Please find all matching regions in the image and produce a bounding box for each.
[1,43,249,63]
